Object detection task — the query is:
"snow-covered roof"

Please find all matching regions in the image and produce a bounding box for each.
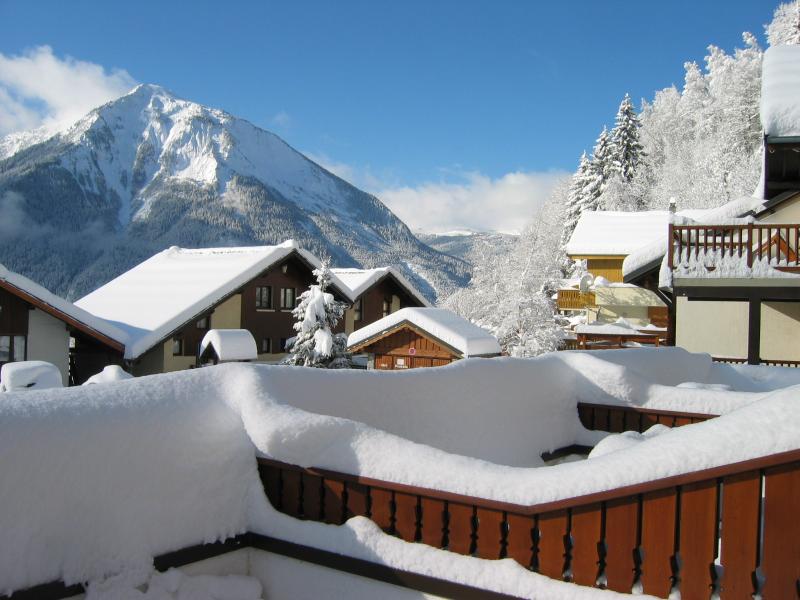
[565,211,672,256]
[200,329,258,362]
[76,241,350,360]
[331,267,431,307]
[761,45,800,138]
[0,263,126,350]
[348,307,501,357]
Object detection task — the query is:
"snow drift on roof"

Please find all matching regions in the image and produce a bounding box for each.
[565,211,672,256]
[200,329,258,362]
[348,307,500,357]
[761,45,800,137]
[0,263,126,346]
[75,241,349,360]
[330,267,430,307]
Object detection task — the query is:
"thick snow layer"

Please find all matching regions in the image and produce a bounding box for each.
[86,568,263,600]
[761,45,800,137]
[200,330,258,362]
[3,349,799,597]
[0,263,126,347]
[576,318,652,336]
[75,241,350,359]
[0,361,63,392]
[671,249,800,280]
[331,267,431,307]
[348,307,501,357]
[83,365,134,385]
[565,211,672,256]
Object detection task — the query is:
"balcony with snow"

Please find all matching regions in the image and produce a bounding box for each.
[3,348,800,599]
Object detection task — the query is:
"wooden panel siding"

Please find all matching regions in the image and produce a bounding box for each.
[577,402,714,433]
[259,447,800,598]
[0,286,29,335]
[352,275,420,331]
[361,325,458,369]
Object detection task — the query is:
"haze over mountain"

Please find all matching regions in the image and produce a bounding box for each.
[0,84,469,301]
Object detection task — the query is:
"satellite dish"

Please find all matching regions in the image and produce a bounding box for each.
[579,273,594,293]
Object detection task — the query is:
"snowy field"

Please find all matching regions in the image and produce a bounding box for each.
[1,348,799,599]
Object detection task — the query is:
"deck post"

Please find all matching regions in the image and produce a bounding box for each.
[747,298,761,365]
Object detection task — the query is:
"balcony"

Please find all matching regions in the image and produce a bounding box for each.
[556,288,595,310]
[669,222,800,276]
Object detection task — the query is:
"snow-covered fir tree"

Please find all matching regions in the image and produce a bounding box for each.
[445,183,567,357]
[609,93,646,185]
[584,127,613,211]
[767,0,800,46]
[559,152,593,250]
[283,259,352,368]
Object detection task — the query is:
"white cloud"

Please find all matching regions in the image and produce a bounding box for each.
[270,110,292,129]
[0,46,137,137]
[378,170,568,234]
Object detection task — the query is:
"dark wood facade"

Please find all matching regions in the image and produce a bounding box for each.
[167,252,349,361]
[351,275,421,332]
[0,286,30,367]
[352,324,460,370]
[764,136,800,200]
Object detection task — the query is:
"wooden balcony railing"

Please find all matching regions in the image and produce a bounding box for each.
[557,289,596,310]
[259,404,800,599]
[669,223,800,273]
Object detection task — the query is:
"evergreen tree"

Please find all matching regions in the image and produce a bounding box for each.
[609,93,646,184]
[767,0,800,46]
[583,127,612,212]
[283,259,352,368]
[560,152,593,249]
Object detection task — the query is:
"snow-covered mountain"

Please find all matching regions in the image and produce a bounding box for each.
[0,84,469,301]
[417,229,518,265]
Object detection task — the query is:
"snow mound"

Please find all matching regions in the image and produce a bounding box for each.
[0,361,63,392]
[200,329,258,362]
[86,568,262,600]
[83,365,134,385]
[761,45,800,137]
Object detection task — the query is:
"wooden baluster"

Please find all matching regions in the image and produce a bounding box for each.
[322,478,345,525]
[537,510,569,580]
[302,473,323,520]
[719,471,761,599]
[261,465,282,510]
[370,488,393,533]
[640,488,678,598]
[506,512,536,569]
[345,481,368,520]
[758,226,763,263]
[768,228,773,264]
[578,404,593,430]
[609,409,625,433]
[475,507,506,559]
[604,497,639,593]
[624,409,641,433]
[640,412,658,432]
[747,223,753,268]
[419,497,447,548]
[668,224,675,269]
[282,470,303,518]
[571,504,603,587]
[393,492,419,542]
[762,463,800,599]
[678,481,718,600]
[448,502,476,555]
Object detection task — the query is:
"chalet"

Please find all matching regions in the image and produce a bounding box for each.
[662,45,800,365]
[75,241,353,375]
[0,263,126,385]
[348,307,500,369]
[331,267,430,334]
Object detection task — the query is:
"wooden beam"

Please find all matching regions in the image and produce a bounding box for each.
[748,299,761,366]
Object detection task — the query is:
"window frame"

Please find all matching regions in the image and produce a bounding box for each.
[0,334,26,365]
[196,316,209,330]
[354,298,363,321]
[172,338,183,356]
[382,297,391,318]
[280,287,295,309]
[255,286,273,309]
[261,338,272,354]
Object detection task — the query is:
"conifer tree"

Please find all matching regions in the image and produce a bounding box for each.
[560,152,593,249]
[609,93,646,183]
[582,127,612,212]
[283,259,352,368]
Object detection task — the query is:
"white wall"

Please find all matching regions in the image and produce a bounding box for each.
[26,309,70,385]
[760,301,800,361]
[675,297,749,359]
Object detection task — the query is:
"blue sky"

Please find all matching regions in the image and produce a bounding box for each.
[0,1,778,231]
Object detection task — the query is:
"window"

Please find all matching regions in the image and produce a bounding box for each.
[281,287,295,309]
[353,298,362,321]
[261,338,272,354]
[0,335,26,364]
[280,337,288,352]
[256,286,273,309]
[172,338,183,356]
[382,298,391,317]
[196,316,209,329]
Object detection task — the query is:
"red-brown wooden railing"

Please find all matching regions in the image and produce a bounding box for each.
[576,402,714,433]
[259,404,800,599]
[669,223,800,272]
[712,356,800,368]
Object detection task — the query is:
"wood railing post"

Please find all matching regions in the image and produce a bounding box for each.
[747,223,753,268]
[668,223,675,269]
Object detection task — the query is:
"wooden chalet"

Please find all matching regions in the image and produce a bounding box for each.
[331,267,430,334]
[0,264,126,385]
[348,307,501,369]
[75,241,354,376]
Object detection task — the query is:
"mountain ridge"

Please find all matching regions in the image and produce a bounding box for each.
[0,84,469,301]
